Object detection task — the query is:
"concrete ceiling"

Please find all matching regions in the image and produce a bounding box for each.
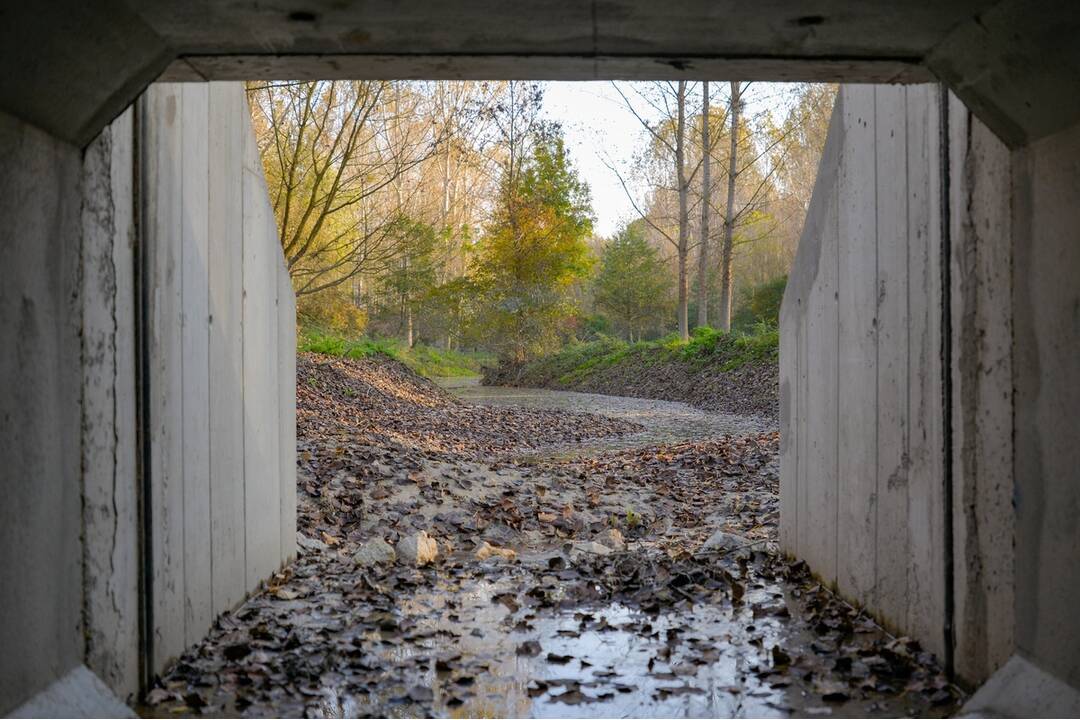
[1,0,1077,147]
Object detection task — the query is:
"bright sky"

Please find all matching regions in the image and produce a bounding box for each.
[540,81,799,237]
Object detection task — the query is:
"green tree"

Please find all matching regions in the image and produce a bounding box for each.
[471,130,594,362]
[594,220,673,341]
[381,218,440,347]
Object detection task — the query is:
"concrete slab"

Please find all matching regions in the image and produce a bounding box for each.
[242,109,282,588]
[961,654,1080,718]
[81,106,140,698]
[207,82,247,614]
[1012,117,1080,689]
[180,82,213,649]
[9,665,135,719]
[804,185,839,583]
[145,82,187,671]
[874,85,911,631]
[0,108,84,716]
[836,84,878,609]
[903,84,946,657]
[278,266,297,564]
[947,94,1015,685]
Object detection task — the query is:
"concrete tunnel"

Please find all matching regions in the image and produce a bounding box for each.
[1,1,1079,716]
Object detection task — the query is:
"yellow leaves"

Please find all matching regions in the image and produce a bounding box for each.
[475,542,516,561]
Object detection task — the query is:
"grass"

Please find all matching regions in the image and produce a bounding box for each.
[297,326,493,378]
[519,322,779,386]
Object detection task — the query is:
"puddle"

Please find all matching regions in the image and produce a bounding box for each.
[303,565,954,719]
[312,576,790,718]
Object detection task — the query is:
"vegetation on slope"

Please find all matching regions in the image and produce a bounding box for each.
[485,323,779,418]
[298,326,493,378]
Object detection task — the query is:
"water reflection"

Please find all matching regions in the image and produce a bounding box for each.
[309,571,862,719]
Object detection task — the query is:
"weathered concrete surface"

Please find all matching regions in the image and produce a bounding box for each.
[8,665,135,719]
[781,84,948,659]
[961,654,1080,718]
[241,105,283,590]
[947,93,1015,687]
[180,83,213,650]
[0,82,297,714]
[1011,118,1080,690]
[2,1,1079,147]
[207,82,248,614]
[81,106,140,700]
[279,267,298,564]
[144,81,187,673]
[142,81,297,672]
[0,110,84,714]
[784,83,1080,707]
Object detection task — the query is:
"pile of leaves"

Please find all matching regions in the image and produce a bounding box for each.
[143,354,961,718]
[298,353,640,459]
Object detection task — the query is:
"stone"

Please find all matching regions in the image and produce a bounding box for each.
[296,532,328,554]
[475,541,516,561]
[481,523,518,546]
[698,530,745,555]
[352,537,396,567]
[397,531,439,566]
[571,540,613,557]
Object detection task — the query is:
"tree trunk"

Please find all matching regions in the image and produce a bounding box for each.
[697,81,711,329]
[406,302,414,348]
[719,81,741,332]
[675,80,690,341]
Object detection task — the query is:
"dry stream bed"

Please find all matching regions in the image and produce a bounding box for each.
[143,356,961,718]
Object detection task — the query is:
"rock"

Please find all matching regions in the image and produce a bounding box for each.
[570,540,613,557]
[352,537,396,567]
[698,530,745,555]
[296,532,328,554]
[481,523,518,546]
[601,528,626,551]
[475,541,516,561]
[396,531,439,566]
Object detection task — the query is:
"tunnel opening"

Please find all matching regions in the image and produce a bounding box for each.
[129,78,967,718]
[5,3,1080,717]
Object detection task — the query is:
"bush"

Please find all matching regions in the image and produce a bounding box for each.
[296,288,367,338]
[732,275,786,332]
[297,326,493,378]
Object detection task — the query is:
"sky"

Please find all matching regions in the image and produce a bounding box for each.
[539,82,800,237]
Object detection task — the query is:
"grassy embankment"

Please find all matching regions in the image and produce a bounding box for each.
[298,327,493,378]
[517,324,779,387]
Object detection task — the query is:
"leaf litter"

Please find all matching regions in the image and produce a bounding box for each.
[142,354,963,718]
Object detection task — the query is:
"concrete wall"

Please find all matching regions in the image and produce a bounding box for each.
[1011,118,1080,690]
[784,85,1080,701]
[82,107,141,697]
[141,81,297,674]
[0,104,85,716]
[0,82,296,715]
[781,84,948,659]
[946,94,1016,685]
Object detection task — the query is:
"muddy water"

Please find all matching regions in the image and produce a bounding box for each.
[319,576,829,719]
[438,378,775,456]
[300,381,953,719]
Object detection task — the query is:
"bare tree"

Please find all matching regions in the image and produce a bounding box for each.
[248,80,444,296]
[610,81,696,341]
[696,80,711,328]
[718,80,742,330]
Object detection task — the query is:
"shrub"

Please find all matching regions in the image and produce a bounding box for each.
[732,275,786,332]
[296,288,367,338]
